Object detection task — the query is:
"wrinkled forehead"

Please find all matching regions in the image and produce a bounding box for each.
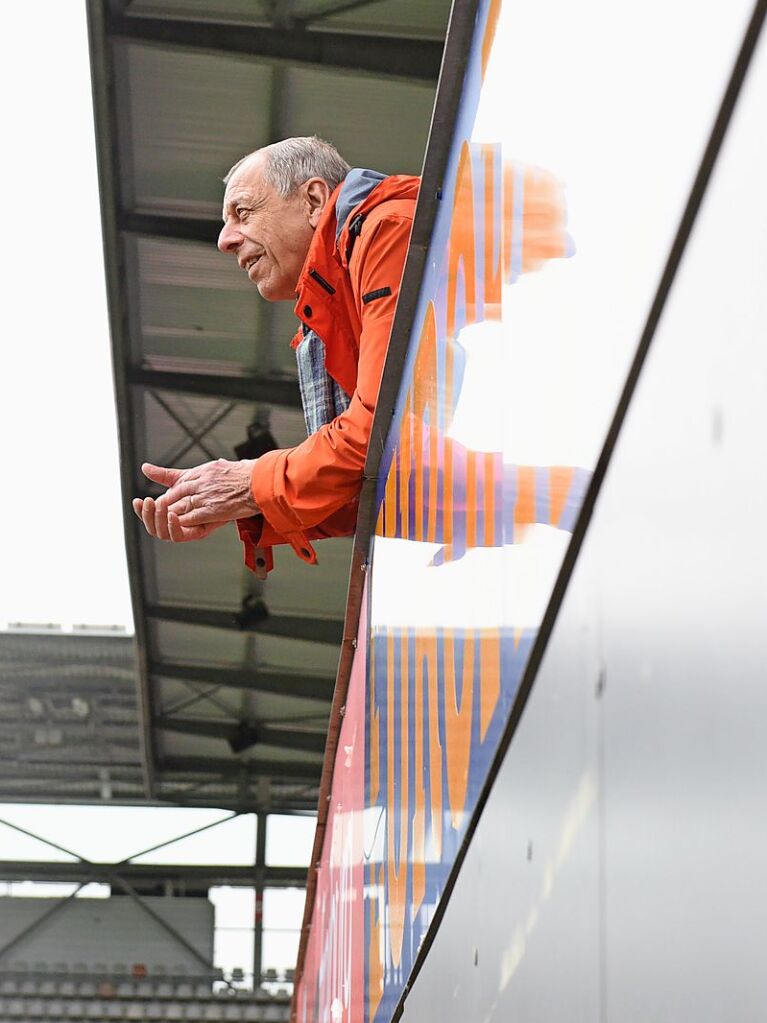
[221,153,269,217]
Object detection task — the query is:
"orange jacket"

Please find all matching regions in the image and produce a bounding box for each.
[237,174,420,572]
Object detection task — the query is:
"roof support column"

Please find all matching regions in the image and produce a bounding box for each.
[253,810,268,989]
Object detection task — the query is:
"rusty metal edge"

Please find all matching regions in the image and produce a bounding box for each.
[290,0,482,1016]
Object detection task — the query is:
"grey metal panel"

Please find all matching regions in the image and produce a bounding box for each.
[148,622,341,677]
[399,14,767,1023]
[280,68,435,173]
[128,0,274,23]
[120,43,274,214]
[318,0,450,38]
[112,12,444,81]
[142,525,247,607]
[0,896,213,969]
[264,537,352,620]
[133,235,264,373]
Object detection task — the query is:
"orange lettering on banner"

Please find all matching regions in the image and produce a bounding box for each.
[522,165,568,272]
[411,303,439,543]
[417,630,442,859]
[368,864,384,1022]
[481,0,502,80]
[442,337,455,544]
[549,466,576,527]
[381,450,398,538]
[515,465,536,526]
[483,452,496,547]
[444,631,474,830]
[398,396,412,540]
[412,630,426,919]
[427,408,439,544]
[412,409,424,543]
[482,144,503,321]
[386,631,409,968]
[480,631,501,741]
[447,141,476,341]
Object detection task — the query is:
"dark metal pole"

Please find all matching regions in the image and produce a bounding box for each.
[253,811,268,988]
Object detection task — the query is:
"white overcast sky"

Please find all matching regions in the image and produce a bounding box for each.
[0,2,133,630]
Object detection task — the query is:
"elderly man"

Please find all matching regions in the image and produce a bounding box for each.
[133,136,419,573]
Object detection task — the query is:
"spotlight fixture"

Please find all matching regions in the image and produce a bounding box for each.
[228,721,262,755]
[234,422,278,461]
[237,594,269,630]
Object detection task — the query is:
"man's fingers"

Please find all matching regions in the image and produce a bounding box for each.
[169,512,216,543]
[154,496,171,541]
[166,487,201,518]
[141,497,158,538]
[176,506,225,527]
[136,495,218,543]
[141,462,187,487]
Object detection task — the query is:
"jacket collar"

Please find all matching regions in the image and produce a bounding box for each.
[291,173,420,394]
[293,171,421,318]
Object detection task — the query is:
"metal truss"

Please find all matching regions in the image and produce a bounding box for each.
[130,368,302,408]
[160,756,321,783]
[152,661,335,703]
[108,9,443,83]
[0,811,308,982]
[146,603,344,645]
[154,717,326,755]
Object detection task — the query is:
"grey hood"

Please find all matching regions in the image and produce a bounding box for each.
[334,168,387,241]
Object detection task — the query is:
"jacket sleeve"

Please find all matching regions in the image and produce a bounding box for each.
[247,214,412,542]
[235,500,360,573]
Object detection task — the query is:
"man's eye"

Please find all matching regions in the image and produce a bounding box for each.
[236,207,249,219]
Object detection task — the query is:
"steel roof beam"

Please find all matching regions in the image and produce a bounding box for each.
[291,0,381,20]
[154,716,327,754]
[161,755,321,782]
[118,209,221,244]
[150,660,334,702]
[109,12,442,82]
[147,603,344,646]
[129,368,302,408]
[0,860,306,888]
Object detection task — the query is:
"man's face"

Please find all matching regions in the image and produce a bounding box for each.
[217,154,316,301]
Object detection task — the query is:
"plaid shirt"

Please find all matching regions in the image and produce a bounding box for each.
[295,325,351,436]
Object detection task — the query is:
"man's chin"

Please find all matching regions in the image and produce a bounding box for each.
[257,279,296,302]
[252,272,281,302]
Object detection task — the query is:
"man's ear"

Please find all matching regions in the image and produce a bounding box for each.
[304,178,332,228]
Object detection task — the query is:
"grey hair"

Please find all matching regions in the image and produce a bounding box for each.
[224,136,351,197]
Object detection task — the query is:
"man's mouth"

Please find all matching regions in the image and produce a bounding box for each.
[239,254,263,275]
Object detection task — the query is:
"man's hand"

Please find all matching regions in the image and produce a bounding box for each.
[132,458,259,542]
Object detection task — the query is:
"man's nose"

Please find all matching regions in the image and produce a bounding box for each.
[217,221,240,253]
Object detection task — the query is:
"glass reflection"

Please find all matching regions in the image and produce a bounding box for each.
[365,139,590,1019]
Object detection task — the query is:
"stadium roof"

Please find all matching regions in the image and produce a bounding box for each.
[80,0,450,812]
